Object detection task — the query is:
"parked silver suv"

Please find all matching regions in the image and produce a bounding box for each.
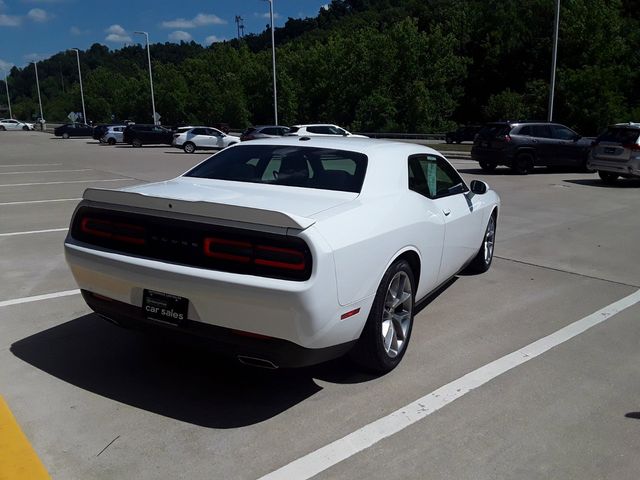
[588,123,640,183]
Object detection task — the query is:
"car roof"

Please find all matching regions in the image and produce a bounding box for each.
[291,124,339,128]
[611,122,640,129]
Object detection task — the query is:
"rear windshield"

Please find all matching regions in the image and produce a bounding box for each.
[478,123,511,138]
[185,145,368,193]
[598,127,640,144]
[288,127,300,133]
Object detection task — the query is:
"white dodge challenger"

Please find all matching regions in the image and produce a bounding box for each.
[64,137,500,372]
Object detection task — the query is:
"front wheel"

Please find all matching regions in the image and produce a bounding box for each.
[350,259,415,373]
[183,142,196,153]
[0,126,5,131]
[62,132,70,139]
[513,154,533,175]
[131,138,142,148]
[22,125,29,131]
[598,171,619,184]
[107,138,116,146]
[465,213,497,274]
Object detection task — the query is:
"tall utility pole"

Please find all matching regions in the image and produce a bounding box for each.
[235,16,245,39]
[3,70,11,119]
[548,0,560,121]
[32,61,44,123]
[134,31,158,125]
[71,49,87,124]
[262,0,278,125]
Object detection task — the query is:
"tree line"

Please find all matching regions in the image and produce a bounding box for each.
[3,0,638,135]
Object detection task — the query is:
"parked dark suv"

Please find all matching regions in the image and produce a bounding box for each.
[123,124,174,147]
[471,121,594,174]
[445,125,481,144]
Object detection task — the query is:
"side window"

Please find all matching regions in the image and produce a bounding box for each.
[307,126,326,134]
[551,125,577,140]
[531,125,552,138]
[408,155,467,199]
[518,126,532,136]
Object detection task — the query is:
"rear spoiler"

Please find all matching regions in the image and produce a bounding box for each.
[82,188,316,230]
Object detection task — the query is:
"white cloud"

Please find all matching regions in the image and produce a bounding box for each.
[161,13,226,29]
[205,35,222,45]
[70,25,89,35]
[0,14,21,26]
[168,30,192,42]
[257,12,281,20]
[0,58,13,72]
[104,24,131,43]
[24,52,47,62]
[0,1,6,11]
[27,8,52,22]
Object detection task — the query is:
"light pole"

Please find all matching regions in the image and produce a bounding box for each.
[262,0,278,125]
[71,48,86,124]
[2,70,11,119]
[32,61,44,125]
[134,31,157,125]
[547,0,560,121]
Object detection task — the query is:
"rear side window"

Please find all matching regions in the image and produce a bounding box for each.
[288,127,299,133]
[185,145,368,193]
[598,128,640,144]
[531,125,552,138]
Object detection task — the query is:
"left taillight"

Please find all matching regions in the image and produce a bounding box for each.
[79,217,146,245]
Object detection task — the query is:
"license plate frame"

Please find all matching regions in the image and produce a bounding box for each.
[604,147,616,154]
[142,289,188,326]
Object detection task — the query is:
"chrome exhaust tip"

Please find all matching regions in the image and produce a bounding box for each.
[237,355,278,369]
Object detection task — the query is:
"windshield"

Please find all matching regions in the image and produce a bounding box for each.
[185,145,368,193]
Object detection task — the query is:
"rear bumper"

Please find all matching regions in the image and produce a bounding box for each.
[588,157,640,177]
[83,290,356,368]
[471,147,513,166]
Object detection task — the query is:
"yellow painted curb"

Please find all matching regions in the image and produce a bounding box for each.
[0,395,50,480]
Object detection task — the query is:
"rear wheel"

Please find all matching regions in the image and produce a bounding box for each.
[513,153,533,175]
[0,126,5,131]
[598,171,619,184]
[350,259,415,374]
[183,142,196,153]
[132,138,142,148]
[22,125,29,131]
[479,160,497,172]
[107,137,116,146]
[62,132,70,139]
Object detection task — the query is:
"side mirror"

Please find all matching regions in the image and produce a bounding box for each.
[470,180,489,195]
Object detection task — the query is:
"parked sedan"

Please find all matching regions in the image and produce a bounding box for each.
[54,123,94,139]
[0,119,34,131]
[241,125,290,141]
[172,127,240,153]
[123,124,174,147]
[287,124,368,138]
[64,137,499,372]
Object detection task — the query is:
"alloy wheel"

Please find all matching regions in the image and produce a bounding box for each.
[381,271,413,358]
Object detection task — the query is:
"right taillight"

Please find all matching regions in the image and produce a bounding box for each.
[623,143,640,151]
[503,134,512,143]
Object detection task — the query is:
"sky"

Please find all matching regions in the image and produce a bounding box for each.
[0,0,330,71]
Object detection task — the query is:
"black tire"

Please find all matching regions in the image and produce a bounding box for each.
[132,138,142,148]
[445,138,453,144]
[513,153,533,175]
[62,132,70,139]
[350,259,415,374]
[107,137,116,146]
[183,142,196,153]
[479,160,497,172]
[465,212,497,274]
[0,126,5,131]
[22,125,29,131]
[598,171,619,184]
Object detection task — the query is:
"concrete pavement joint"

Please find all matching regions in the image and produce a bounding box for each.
[494,255,640,288]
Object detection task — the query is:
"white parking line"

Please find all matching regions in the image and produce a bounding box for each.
[0,228,68,237]
[259,289,640,480]
[0,289,80,308]
[0,198,81,206]
[0,169,92,175]
[0,163,63,168]
[0,178,133,187]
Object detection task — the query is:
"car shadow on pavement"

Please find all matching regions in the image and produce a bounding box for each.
[11,314,326,429]
[564,178,640,188]
[625,412,640,419]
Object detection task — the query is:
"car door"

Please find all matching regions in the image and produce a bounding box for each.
[409,154,484,283]
[528,124,557,166]
[550,124,582,166]
[208,128,225,148]
[6,120,20,130]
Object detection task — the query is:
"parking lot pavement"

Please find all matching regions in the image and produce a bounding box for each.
[0,132,639,479]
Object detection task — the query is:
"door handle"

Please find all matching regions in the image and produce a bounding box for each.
[443,208,451,216]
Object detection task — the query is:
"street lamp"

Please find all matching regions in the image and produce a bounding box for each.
[32,61,44,125]
[2,69,11,119]
[134,31,158,125]
[547,0,560,121]
[262,0,278,125]
[70,48,87,124]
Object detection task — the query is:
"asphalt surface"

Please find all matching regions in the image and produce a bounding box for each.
[1,132,639,480]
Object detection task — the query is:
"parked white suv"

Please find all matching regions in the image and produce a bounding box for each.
[287,124,367,138]
[588,123,640,183]
[173,127,240,153]
[100,125,126,145]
